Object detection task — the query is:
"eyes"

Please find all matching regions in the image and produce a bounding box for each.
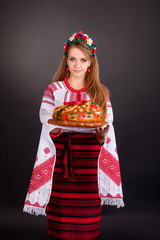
[69,57,87,63]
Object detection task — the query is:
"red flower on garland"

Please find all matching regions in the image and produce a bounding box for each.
[64,31,96,57]
[64,115,68,119]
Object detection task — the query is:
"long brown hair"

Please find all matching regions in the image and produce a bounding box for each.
[52,42,110,116]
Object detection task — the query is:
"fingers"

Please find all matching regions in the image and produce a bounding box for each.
[104,125,110,132]
[50,128,61,134]
[97,125,109,132]
[97,127,104,132]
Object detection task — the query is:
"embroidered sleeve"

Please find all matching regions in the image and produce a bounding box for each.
[106,96,113,123]
[98,95,124,208]
[39,83,57,124]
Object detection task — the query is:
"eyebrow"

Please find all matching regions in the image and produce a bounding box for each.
[69,56,87,59]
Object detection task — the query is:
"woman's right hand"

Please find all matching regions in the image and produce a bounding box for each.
[50,128,61,135]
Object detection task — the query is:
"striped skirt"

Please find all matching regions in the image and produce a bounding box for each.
[47,132,102,240]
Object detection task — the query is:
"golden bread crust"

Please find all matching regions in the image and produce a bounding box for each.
[48,101,107,127]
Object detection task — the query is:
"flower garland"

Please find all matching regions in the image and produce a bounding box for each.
[64,31,97,57]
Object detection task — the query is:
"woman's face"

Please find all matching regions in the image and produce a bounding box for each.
[67,46,91,79]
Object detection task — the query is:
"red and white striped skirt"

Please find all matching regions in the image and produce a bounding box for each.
[47,132,102,240]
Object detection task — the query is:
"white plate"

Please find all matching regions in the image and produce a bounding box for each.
[51,123,108,133]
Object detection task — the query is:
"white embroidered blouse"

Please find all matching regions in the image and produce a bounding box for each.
[23,79,124,216]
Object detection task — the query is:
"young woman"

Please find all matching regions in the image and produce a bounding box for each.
[23,31,124,240]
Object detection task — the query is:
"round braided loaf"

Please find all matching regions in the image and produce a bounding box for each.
[48,101,107,128]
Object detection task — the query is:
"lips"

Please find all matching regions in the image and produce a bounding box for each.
[73,70,82,72]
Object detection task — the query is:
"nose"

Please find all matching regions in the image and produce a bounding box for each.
[75,60,81,68]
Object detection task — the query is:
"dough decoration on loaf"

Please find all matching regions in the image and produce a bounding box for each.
[48,101,107,127]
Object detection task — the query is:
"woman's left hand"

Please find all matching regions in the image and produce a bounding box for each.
[95,125,110,144]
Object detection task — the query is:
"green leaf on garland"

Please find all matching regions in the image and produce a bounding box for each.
[87,115,91,118]
[87,112,91,115]
[71,116,75,119]
[70,112,74,115]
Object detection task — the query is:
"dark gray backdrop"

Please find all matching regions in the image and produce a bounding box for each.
[1,0,160,239]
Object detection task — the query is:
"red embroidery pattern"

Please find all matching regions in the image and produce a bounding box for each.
[43,147,50,154]
[28,156,55,194]
[106,137,111,144]
[62,80,90,103]
[42,100,55,106]
[25,200,45,208]
[99,147,121,186]
[43,83,58,100]
[100,193,123,199]
[56,81,63,89]
[43,87,53,99]
[50,83,59,92]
